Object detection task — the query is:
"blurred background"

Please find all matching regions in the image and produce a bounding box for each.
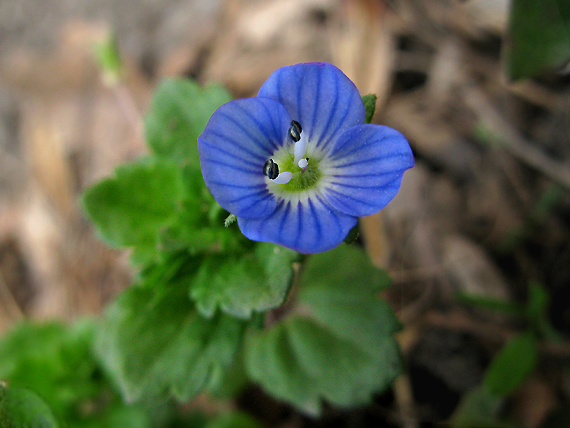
[1,0,570,426]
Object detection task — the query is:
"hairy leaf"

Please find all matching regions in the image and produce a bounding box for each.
[244,245,401,415]
[145,78,232,165]
[157,164,248,256]
[95,282,246,402]
[0,384,60,428]
[190,243,299,319]
[82,158,183,251]
[0,321,98,422]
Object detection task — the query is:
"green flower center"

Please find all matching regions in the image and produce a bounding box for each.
[270,153,322,193]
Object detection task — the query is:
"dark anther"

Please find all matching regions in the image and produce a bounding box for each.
[288,120,302,142]
[263,159,279,179]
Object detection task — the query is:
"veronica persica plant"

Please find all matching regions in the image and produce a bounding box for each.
[198,62,414,253]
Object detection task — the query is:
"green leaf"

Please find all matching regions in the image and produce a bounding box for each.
[0,384,60,428]
[450,386,503,428]
[82,158,183,251]
[95,281,246,402]
[362,94,377,124]
[483,332,538,396]
[205,412,263,428]
[157,165,246,256]
[190,243,299,319]
[206,348,249,399]
[302,243,392,293]
[503,0,570,80]
[145,78,232,165]
[244,245,401,415]
[0,321,99,422]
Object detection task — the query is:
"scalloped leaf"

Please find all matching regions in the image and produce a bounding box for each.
[190,243,299,319]
[0,384,60,428]
[95,281,246,402]
[145,78,232,165]
[244,245,401,415]
[0,321,98,422]
[157,165,247,256]
[82,158,183,251]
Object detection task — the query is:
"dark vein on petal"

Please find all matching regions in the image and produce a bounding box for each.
[332,170,399,179]
[208,181,266,190]
[310,69,321,141]
[227,188,268,204]
[217,111,268,150]
[315,194,343,236]
[259,101,282,149]
[328,181,391,189]
[204,129,267,161]
[326,188,378,207]
[234,102,280,152]
[328,134,387,161]
[307,198,322,244]
[235,193,274,213]
[319,89,352,151]
[278,201,291,241]
[330,136,375,160]
[294,201,303,250]
[316,71,339,149]
[331,153,407,169]
[296,70,304,127]
[201,157,259,174]
[199,139,262,166]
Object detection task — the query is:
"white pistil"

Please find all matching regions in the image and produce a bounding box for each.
[271,171,292,184]
[294,133,308,164]
[298,158,308,169]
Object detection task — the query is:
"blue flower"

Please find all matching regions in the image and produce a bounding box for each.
[198,62,414,254]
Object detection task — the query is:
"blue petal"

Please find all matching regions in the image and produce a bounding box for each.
[237,196,357,254]
[257,63,365,153]
[323,124,414,217]
[198,97,291,219]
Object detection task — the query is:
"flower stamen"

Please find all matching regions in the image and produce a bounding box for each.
[289,120,309,165]
[272,171,293,184]
[263,159,279,179]
[288,120,302,142]
[263,158,292,184]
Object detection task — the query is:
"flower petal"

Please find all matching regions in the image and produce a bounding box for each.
[257,63,365,153]
[322,124,414,217]
[237,196,357,254]
[198,97,291,219]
